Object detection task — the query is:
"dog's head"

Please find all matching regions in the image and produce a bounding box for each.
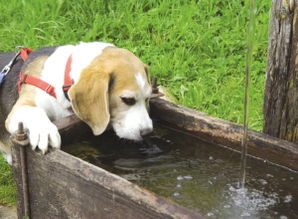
[68,47,153,141]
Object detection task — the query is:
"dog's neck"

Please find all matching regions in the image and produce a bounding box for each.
[35,42,114,121]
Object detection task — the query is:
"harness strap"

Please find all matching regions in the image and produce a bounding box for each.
[18,72,57,98]
[20,48,33,61]
[18,48,73,99]
[62,55,74,100]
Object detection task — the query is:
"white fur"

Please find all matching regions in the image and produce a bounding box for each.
[7,42,113,155]
[135,72,146,89]
[112,101,153,140]
[135,72,152,97]
[112,72,153,140]
[36,42,114,120]
[7,106,61,154]
[5,42,151,158]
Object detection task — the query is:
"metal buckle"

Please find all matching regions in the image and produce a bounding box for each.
[1,47,24,76]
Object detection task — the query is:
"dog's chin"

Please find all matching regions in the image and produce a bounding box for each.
[119,134,143,142]
[113,129,143,142]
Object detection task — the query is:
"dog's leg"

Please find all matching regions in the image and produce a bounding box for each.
[5,55,61,154]
[6,103,61,154]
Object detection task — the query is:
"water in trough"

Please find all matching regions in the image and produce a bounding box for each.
[63,124,298,218]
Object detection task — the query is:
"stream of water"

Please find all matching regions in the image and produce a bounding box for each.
[239,0,255,190]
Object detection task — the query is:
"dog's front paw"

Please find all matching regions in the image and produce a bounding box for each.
[27,120,61,154]
[7,106,61,154]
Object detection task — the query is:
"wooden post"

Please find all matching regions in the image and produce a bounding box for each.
[263,0,298,144]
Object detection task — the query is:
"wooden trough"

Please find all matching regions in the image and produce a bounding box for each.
[11,98,298,219]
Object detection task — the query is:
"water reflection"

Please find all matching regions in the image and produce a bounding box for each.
[63,125,298,218]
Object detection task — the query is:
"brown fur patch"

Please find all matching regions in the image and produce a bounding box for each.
[68,47,149,135]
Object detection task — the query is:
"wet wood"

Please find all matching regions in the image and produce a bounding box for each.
[12,113,202,219]
[11,98,298,219]
[150,98,298,171]
[263,0,298,143]
[11,145,26,219]
[48,97,298,171]
[12,148,201,219]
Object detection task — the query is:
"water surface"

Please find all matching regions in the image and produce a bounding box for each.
[63,124,298,218]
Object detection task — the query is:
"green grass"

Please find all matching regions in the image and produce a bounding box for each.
[0,155,16,205]
[0,0,271,205]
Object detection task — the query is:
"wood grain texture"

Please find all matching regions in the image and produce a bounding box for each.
[150,98,298,171]
[11,145,26,219]
[11,98,298,219]
[12,147,202,219]
[263,0,298,143]
[12,112,202,219]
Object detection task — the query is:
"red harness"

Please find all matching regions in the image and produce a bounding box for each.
[17,48,73,99]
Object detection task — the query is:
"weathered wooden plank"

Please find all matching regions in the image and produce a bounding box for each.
[282,2,298,142]
[263,0,298,143]
[52,98,298,170]
[11,145,26,219]
[150,98,298,171]
[13,146,202,219]
[12,112,203,219]
[11,97,298,219]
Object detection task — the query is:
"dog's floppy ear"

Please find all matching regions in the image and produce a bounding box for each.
[68,65,110,136]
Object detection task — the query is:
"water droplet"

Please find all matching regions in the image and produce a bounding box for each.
[183,175,193,180]
[176,176,184,181]
[258,179,268,185]
[284,195,292,203]
[207,212,214,217]
[241,212,251,217]
[229,186,236,192]
[173,192,180,197]
[209,156,214,160]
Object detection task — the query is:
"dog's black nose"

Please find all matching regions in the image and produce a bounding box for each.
[140,128,153,138]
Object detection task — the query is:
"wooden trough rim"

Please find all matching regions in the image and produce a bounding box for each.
[55,97,298,172]
[12,97,296,218]
[51,112,204,218]
[39,148,202,218]
[149,98,298,172]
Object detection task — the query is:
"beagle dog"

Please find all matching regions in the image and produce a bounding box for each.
[0,42,153,164]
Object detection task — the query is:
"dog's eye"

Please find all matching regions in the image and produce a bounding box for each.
[121,97,136,106]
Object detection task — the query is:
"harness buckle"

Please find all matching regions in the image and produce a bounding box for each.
[62,84,72,100]
[1,66,10,75]
[1,53,19,76]
[62,84,72,90]
[45,85,54,95]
